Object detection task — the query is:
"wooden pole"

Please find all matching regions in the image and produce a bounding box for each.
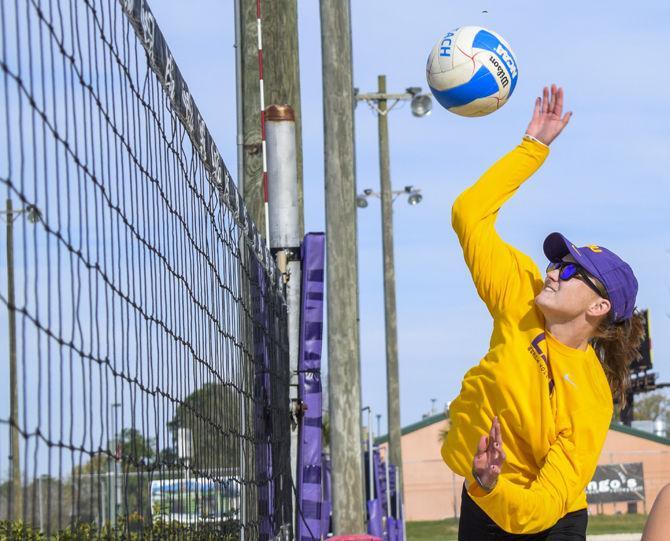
[320,0,365,533]
[240,0,264,232]
[263,0,305,236]
[376,75,403,476]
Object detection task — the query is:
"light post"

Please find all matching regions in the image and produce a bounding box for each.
[1,199,41,521]
[355,74,431,489]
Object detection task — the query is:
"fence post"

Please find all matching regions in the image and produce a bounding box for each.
[266,104,301,537]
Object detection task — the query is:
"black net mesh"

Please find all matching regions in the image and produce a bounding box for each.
[0,0,291,539]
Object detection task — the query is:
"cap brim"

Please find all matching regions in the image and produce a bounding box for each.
[543,232,601,282]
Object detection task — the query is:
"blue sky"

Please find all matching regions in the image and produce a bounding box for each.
[147,1,670,434]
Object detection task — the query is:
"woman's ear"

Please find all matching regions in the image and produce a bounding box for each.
[588,297,611,319]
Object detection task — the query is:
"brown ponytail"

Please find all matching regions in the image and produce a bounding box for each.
[591,310,646,404]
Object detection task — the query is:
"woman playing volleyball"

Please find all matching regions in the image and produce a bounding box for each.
[441,85,645,540]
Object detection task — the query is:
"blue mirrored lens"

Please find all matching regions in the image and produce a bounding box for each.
[558,263,578,281]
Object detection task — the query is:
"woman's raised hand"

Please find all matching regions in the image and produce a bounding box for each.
[525,84,572,146]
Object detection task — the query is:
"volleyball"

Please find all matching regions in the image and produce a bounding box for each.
[426,26,519,117]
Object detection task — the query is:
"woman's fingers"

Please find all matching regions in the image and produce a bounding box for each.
[477,434,489,455]
[531,96,541,121]
[553,86,563,117]
[542,87,550,113]
[561,111,572,128]
[549,84,558,115]
[493,416,502,446]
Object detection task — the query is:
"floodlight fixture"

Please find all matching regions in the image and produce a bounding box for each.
[410,93,433,117]
[407,190,423,206]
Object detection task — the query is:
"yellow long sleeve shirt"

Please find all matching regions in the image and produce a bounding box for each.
[441,139,613,534]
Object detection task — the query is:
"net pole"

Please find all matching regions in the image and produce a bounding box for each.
[266,104,301,536]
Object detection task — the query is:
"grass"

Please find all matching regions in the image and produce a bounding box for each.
[406,513,647,540]
[586,513,647,534]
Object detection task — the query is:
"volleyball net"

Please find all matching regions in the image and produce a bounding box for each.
[0,0,292,538]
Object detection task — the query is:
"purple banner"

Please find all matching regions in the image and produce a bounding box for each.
[297,233,326,541]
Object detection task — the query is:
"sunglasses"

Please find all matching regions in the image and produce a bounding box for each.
[546,261,608,298]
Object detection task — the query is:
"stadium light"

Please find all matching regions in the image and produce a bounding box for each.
[356,187,424,207]
[407,191,423,205]
[410,94,432,117]
[406,86,433,117]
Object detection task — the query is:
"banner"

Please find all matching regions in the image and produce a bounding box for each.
[586,463,645,503]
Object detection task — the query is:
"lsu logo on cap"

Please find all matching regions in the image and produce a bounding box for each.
[586,245,602,253]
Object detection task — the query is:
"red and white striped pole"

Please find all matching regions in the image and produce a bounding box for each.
[256,0,270,241]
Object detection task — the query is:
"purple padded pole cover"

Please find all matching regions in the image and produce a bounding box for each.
[296,233,325,541]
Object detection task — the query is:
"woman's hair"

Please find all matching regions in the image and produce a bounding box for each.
[591,310,646,404]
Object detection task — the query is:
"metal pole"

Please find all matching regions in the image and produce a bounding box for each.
[320,0,365,533]
[376,414,381,439]
[369,409,374,499]
[384,453,391,518]
[6,198,22,520]
[111,402,120,525]
[395,467,399,518]
[100,475,105,527]
[38,476,44,532]
[362,407,373,500]
[266,104,301,536]
[376,76,403,477]
[239,398,246,541]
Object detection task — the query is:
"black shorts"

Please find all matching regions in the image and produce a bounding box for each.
[458,485,587,541]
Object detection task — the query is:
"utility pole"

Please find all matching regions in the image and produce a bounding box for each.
[4,198,22,520]
[320,0,365,534]
[355,81,431,485]
[262,0,305,236]
[376,75,403,475]
[239,0,264,230]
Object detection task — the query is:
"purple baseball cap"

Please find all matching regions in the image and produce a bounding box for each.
[543,232,638,322]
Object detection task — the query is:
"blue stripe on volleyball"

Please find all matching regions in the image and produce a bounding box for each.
[472,29,518,94]
[429,66,499,109]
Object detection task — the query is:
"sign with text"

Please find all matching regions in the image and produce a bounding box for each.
[586,462,645,503]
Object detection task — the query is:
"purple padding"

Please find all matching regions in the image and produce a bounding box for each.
[387,517,397,541]
[373,450,388,520]
[297,233,325,541]
[367,499,383,538]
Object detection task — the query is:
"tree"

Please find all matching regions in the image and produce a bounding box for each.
[634,392,670,426]
[167,383,242,473]
[118,428,155,467]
